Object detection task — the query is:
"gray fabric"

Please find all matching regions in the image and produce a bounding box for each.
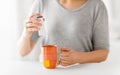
[29,0,109,52]
[30,31,39,43]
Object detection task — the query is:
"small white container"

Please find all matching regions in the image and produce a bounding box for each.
[37,16,45,37]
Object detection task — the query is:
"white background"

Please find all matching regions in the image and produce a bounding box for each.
[0,0,17,61]
[0,0,120,75]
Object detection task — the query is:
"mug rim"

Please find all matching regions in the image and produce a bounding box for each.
[42,45,57,47]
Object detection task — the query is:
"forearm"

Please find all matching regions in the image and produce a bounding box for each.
[17,13,42,57]
[18,32,34,57]
[78,49,109,64]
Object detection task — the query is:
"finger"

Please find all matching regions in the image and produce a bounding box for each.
[30,13,42,19]
[25,25,40,31]
[27,26,40,31]
[60,59,75,66]
[27,28,40,32]
[60,61,70,66]
[29,15,42,23]
[26,21,41,26]
[26,22,41,28]
[26,26,40,30]
[60,53,69,57]
[25,21,32,23]
[60,63,70,66]
[60,56,69,61]
[30,17,41,23]
[60,60,69,64]
[26,23,41,30]
[26,20,41,25]
[30,13,41,18]
[61,48,70,53]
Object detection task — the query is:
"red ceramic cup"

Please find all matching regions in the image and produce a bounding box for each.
[41,45,58,69]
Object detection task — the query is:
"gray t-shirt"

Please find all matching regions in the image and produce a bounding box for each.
[29,0,109,52]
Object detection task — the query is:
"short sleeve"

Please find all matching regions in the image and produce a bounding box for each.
[28,0,43,17]
[92,1,109,51]
[28,0,43,43]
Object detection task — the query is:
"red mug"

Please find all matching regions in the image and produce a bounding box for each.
[41,45,58,69]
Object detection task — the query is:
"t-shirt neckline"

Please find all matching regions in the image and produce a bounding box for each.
[55,0,90,12]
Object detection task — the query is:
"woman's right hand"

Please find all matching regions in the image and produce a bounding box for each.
[24,13,42,38]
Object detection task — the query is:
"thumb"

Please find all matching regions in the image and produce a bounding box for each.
[61,48,70,52]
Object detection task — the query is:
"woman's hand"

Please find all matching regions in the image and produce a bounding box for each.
[24,13,42,38]
[18,13,43,56]
[59,48,108,66]
[60,48,83,66]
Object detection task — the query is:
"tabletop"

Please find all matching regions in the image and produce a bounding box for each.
[0,40,120,75]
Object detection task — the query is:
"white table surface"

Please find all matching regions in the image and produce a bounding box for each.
[0,40,120,75]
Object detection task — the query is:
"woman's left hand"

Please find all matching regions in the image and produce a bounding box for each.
[60,48,82,66]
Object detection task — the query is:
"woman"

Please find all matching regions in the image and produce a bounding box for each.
[19,0,109,66]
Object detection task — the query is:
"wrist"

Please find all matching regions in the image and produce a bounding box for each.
[23,30,32,39]
[77,52,87,64]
